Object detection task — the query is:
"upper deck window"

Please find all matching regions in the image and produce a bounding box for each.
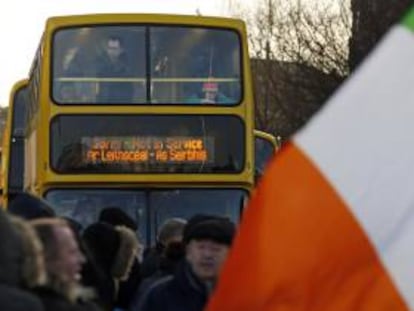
[12,86,28,137]
[52,25,242,105]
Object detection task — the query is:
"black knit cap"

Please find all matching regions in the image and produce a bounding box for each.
[183,214,236,246]
[99,207,137,231]
[82,222,120,272]
[8,193,55,220]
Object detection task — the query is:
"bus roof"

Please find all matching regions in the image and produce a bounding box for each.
[8,79,28,103]
[45,14,246,30]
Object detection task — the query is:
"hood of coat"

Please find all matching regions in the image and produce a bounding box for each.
[111,225,139,281]
[83,222,139,281]
[0,210,24,286]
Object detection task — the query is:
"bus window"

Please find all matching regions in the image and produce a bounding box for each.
[45,189,147,239]
[52,25,241,105]
[12,87,28,137]
[45,188,245,247]
[53,26,146,104]
[8,82,28,195]
[149,189,244,245]
[150,26,241,104]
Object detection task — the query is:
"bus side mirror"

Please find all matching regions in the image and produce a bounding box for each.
[254,135,276,185]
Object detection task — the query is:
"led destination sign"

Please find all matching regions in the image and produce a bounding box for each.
[81,136,215,164]
[51,114,244,174]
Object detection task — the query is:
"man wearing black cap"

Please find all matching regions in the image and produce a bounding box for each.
[132,214,236,311]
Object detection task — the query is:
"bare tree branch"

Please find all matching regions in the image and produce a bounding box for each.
[226,0,350,140]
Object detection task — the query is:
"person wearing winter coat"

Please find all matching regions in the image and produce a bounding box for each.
[0,210,45,311]
[98,207,143,309]
[30,217,101,311]
[133,215,235,311]
[129,240,185,309]
[82,222,139,311]
[140,217,187,279]
[9,215,47,289]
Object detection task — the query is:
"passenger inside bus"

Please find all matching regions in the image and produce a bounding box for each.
[185,81,234,104]
[58,84,78,103]
[96,36,134,103]
[58,47,93,103]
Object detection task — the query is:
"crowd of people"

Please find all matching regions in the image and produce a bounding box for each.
[0,193,236,311]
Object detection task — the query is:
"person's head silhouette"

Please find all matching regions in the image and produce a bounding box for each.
[201,81,219,104]
[104,36,124,62]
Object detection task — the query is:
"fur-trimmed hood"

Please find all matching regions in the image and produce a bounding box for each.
[83,222,139,281]
[111,225,139,281]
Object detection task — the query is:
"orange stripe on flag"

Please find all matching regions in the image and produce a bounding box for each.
[206,143,408,311]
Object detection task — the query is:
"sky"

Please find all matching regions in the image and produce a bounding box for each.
[0,0,246,106]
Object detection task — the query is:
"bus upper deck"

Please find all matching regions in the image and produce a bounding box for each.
[52,18,243,106]
[28,14,253,180]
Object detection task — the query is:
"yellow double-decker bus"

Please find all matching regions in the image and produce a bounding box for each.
[1,79,28,206]
[26,14,254,243]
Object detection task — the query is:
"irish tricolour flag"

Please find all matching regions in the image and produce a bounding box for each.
[205,7,414,311]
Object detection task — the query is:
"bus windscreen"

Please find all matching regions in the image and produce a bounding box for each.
[52,25,241,105]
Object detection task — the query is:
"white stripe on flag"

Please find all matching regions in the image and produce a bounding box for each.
[295,25,414,308]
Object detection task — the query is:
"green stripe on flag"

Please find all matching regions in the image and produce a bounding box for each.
[402,6,414,30]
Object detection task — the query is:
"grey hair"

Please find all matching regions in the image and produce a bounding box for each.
[9,216,47,288]
[157,218,187,244]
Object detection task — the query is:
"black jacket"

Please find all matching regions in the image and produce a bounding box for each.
[0,284,44,311]
[130,241,185,308]
[116,258,141,309]
[34,286,101,311]
[140,243,164,279]
[134,261,208,311]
